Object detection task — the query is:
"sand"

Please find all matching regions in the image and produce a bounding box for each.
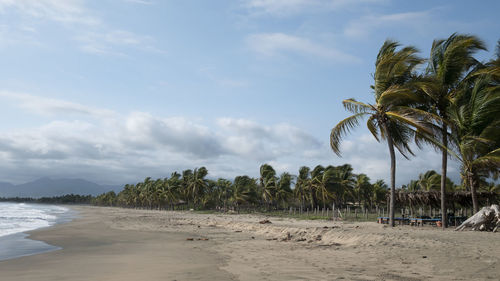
[0,206,499,281]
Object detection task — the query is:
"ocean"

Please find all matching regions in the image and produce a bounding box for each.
[0,202,73,261]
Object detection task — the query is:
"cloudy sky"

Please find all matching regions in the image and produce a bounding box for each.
[0,0,499,186]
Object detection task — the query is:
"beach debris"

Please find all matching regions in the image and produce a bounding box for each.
[281,232,293,241]
[296,238,307,242]
[455,204,500,232]
[235,230,242,232]
[259,219,272,224]
[315,235,322,241]
[318,243,341,247]
[187,237,209,241]
[422,256,427,259]
[266,238,278,241]
[251,236,255,239]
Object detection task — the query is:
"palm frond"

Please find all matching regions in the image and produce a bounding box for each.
[330,112,369,156]
[366,115,380,142]
[342,98,373,114]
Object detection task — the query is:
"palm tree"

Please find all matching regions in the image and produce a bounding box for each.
[371,180,388,209]
[259,164,277,209]
[330,40,426,226]
[449,75,500,212]
[275,172,293,209]
[232,175,258,211]
[334,164,356,206]
[312,166,337,210]
[309,165,324,209]
[216,178,232,211]
[416,33,486,227]
[294,166,311,211]
[353,173,372,209]
[187,167,208,207]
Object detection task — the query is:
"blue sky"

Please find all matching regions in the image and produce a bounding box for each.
[0,0,499,185]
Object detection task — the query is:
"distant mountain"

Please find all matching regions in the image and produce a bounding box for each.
[0,178,122,198]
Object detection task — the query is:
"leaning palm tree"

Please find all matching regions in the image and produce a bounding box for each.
[449,75,500,212]
[417,33,486,227]
[294,166,311,211]
[330,40,426,227]
[259,164,277,209]
[187,167,208,207]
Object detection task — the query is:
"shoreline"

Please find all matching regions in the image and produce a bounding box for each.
[0,206,499,280]
[0,232,60,261]
[0,206,234,281]
[0,203,77,262]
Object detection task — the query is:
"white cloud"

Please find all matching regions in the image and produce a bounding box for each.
[0,0,162,56]
[76,30,158,55]
[344,10,432,38]
[0,0,99,25]
[123,0,153,4]
[0,91,115,117]
[242,0,385,17]
[246,33,361,63]
[0,93,463,186]
[0,93,327,184]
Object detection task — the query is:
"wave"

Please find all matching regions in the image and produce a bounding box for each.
[0,202,68,237]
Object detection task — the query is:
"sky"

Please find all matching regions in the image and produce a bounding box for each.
[0,0,499,186]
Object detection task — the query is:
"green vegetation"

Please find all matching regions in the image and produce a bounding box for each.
[91,164,388,214]
[330,33,500,227]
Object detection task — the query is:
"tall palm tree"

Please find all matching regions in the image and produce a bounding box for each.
[330,40,426,226]
[416,33,486,227]
[449,75,500,212]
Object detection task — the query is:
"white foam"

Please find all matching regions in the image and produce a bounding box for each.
[0,203,68,237]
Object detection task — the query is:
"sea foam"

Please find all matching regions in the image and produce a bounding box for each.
[0,202,68,237]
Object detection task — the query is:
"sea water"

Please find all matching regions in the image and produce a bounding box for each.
[0,202,72,261]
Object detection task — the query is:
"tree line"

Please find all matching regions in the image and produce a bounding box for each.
[91,164,389,212]
[331,33,500,227]
[91,165,499,213]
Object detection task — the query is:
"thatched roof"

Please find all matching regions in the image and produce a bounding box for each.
[389,190,500,208]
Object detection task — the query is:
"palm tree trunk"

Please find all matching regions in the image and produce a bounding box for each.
[440,124,448,229]
[469,174,479,213]
[384,123,396,227]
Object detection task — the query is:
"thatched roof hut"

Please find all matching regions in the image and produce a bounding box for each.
[389,190,500,208]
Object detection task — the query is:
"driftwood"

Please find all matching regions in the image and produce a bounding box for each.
[455,204,500,232]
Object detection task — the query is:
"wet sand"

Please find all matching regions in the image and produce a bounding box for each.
[0,206,499,280]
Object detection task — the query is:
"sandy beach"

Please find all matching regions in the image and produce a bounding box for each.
[0,206,499,281]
